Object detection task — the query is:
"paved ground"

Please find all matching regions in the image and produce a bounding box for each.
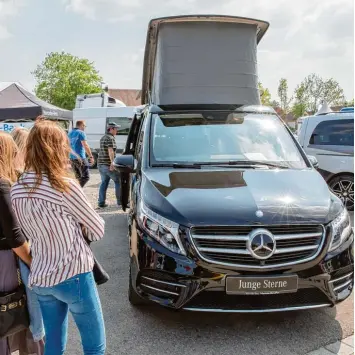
[65,171,354,355]
[306,335,354,355]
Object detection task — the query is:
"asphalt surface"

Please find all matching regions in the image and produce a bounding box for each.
[65,172,354,355]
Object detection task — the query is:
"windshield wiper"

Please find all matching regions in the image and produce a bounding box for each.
[196,161,290,169]
[152,163,201,169]
[152,161,290,169]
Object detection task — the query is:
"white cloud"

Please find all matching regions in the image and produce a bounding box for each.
[0,24,11,40]
[61,0,354,99]
[0,0,26,40]
[63,0,96,20]
[63,0,141,20]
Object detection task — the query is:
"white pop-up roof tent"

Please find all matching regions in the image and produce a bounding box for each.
[141,15,269,107]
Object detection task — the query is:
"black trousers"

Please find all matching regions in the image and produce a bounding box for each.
[70,159,90,188]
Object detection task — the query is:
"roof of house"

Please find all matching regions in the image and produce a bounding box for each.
[108,89,141,107]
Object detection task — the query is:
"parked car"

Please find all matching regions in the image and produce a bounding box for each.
[298,112,354,210]
[340,107,354,113]
[114,15,353,313]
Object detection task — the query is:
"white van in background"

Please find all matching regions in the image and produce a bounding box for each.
[73,106,136,168]
[298,111,354,210]
[297,116,307,136]
[75,92,126,109]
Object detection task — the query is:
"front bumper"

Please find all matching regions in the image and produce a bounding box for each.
[130,225,354,312]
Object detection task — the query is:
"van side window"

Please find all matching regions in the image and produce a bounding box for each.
[125,116,142,155]
[107,117,132,135]
[309,119,354,146]
[133,112,148,160]
[135,125,145,160]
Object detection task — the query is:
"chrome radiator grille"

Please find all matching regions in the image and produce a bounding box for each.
[190,225,325,268]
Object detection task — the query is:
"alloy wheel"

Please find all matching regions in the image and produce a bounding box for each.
[331,178,354,210]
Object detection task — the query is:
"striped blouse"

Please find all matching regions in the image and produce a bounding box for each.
[11,172,105,287]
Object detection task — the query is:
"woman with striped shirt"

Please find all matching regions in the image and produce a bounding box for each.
[0,132,44,355]
[11,121,106,355]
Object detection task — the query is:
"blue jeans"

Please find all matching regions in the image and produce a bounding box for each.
[98,164,120,206]
[19,260,45,342]
[32,272,106,355]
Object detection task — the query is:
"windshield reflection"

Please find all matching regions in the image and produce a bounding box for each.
[150,112,307,169]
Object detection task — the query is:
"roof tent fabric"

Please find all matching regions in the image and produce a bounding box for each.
[150,21,260,106]
[0,83,72,121]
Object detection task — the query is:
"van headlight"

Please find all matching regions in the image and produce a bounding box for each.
[137,201,186,255]
[329,207,352,252]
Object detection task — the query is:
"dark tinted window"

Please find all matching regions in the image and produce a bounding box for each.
[310,119,354,146]
[135,124,145,160]
[108,117,132,135]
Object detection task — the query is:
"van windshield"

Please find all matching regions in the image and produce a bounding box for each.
[150,112,307,169]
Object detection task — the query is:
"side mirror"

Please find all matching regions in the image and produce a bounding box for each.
[113,154,135,173]
[308,155,319,169]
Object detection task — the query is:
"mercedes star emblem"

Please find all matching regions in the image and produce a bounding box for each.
[247,228,276,260]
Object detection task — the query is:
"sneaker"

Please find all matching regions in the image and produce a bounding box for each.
[98,203,108,208]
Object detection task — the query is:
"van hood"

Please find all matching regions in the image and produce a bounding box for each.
[141,168,342,227]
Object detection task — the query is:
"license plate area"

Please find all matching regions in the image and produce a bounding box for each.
[226,275,298,295]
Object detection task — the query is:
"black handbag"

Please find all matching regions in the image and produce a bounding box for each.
[90,253,110,286]
[80,225,110,285]
[0,256,30,339]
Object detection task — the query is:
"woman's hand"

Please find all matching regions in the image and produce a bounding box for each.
[13,241,32,267]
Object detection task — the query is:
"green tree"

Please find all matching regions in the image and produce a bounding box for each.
[270,100,280,108]
[344,99,354,107]
[258,82,272,106]
[277,78,292,119]
[303,73,323,113]
[296,74,345,113]
[321,78,345,107]
[33,52,103,110]
[291,83,309,118]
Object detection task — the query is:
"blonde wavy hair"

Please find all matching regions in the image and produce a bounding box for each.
[23,121,71,192]
[0,132,18,184]
[11,127,29,171]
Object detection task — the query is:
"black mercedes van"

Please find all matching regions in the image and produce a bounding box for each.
[113,15,354,312]
[114,103,353,312]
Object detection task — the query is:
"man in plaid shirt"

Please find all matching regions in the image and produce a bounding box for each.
[97,122,121,208]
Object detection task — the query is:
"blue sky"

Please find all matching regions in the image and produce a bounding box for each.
[0,0,353,101]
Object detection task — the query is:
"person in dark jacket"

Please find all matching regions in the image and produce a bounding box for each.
[0,131,44,355]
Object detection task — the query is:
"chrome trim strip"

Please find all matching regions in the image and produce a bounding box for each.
[198,247,249,255]
[274,232,323,240]
[333,279,353,292]
[182,304,331,313]
[192,232,322,242]
[141,276,186,288]
[188,225,326,270]
[274,245,318,254]
[140,283,179,296]
[329,272,354,284]
[192,235,249,241]
[198,245,318,255]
